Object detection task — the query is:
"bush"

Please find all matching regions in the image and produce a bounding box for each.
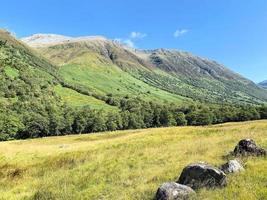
[175,112,187,126]
[186,109,214,126]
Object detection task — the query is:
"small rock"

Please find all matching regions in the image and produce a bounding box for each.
[155,182,196,200]
[219,160,244,174]
[233,139,266,156]
[177,162,227,190]
[59,144,69,149]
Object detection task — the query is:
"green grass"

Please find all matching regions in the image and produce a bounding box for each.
[0,120,266,199]
[4,66,19,79]
[54,85,117,111]
[58,52,187,105]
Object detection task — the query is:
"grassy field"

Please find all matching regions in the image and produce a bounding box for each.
[54,85,117,111]
[0,120,266,200]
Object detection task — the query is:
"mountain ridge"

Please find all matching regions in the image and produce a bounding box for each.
[258,80,267,88]
[20,33,258,85]
[21,33,108,47]
[21,33,267,104]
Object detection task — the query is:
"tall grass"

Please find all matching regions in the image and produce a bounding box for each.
[0,120,266,199]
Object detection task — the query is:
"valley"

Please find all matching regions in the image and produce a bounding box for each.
[1,29,267,141]
[1,0,267,199]
[1,1,266,199]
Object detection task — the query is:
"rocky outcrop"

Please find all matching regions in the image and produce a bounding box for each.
[155,182,196,200]
[219,160,244,174]
[155,139,266,199]
[177,162,227,190]
[233,139,266,156]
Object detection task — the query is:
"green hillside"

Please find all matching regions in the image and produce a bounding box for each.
[0,30,56,105]
[0,31,184,115]
[30,35,267,105]
[57,52,187,105]
[0,120,266,200]
[29,39,188,105]
[0,30,116,140]
[54,85,116,110]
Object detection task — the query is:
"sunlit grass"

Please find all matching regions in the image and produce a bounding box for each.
[58,52,186,104]
[4,66,19,79]
[0,120,266,199]
[54,85,117,111]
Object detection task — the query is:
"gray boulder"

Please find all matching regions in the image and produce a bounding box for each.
[155,182,196,200]
[233,139,266,156]
[177,162,227,190]
[219,160,244,174]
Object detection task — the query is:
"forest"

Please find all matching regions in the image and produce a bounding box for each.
[1,90,267,141]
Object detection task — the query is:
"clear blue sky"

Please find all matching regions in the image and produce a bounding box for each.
[1,0,266,82]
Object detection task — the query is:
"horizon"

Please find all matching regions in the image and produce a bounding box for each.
[1,0,266,82]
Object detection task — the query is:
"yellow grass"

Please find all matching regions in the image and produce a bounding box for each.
[0,120,266,199]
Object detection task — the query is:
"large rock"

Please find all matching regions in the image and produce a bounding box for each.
[219,160,244,174]
[177,162,227,190]
[155,182,196,200]
[233,139,266,156]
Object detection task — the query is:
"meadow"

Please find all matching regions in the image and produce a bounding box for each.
[0,120,266,200]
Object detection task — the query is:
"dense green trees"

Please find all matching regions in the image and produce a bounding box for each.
[258,105,267,119]
[186,111,213,126]
[1,92,267,141]
[0,91,267,140]
[0,107,24,140]
[175,112,187,126]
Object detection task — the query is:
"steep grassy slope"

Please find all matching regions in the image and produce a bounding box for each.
[0,120,266,200]
[140,49,267,104]
[58,53,187,104]
[34,40,188,104]
[25,34,267,105]
[0,30,132,110]
[54,85,116,110]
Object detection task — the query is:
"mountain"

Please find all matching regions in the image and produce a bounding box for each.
[258,80,267,88]
[0,30,123,111]
[21,33,267,105]
[22,34,189,106]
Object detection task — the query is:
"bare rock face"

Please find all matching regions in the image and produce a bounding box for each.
[155,182,196,200]
[233,139,266,156]
[177,162,227,190]
[220,160,244,174]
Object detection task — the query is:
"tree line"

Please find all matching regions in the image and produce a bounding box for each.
[1,94,267,141]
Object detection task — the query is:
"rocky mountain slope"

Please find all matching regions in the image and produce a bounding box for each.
[21,33,267,104]
[258,80,267,88]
